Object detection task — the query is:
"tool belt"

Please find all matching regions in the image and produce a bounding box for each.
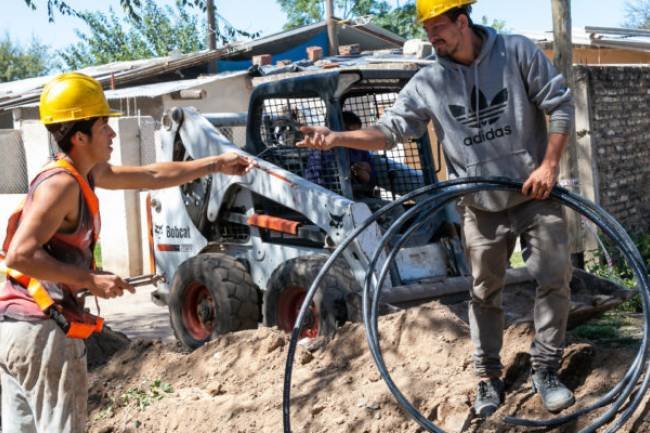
[47,303,104,339]
[6,269,104,339]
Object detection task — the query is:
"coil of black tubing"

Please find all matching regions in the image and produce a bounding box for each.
[363,179,649,433]
[282,177,649,433]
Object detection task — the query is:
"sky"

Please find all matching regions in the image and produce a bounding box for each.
[0,0,631,51]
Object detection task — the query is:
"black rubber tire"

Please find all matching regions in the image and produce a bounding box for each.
[263,255,359,337]
[169,253,259,350]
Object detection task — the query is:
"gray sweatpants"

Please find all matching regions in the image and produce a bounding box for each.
[463,199,573,378]
[0,319,87,433]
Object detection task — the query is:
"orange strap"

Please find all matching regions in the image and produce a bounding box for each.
[67,318,104,339]
[247,214,301,235]
[46,159,101,243]
[1,159,103,339]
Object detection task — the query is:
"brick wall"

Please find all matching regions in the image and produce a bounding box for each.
[576,65,650,234]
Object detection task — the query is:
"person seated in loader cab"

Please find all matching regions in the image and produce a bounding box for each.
[0,72,253,433]
[304,111,377,198]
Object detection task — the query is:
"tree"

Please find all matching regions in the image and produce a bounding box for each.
[278,0,424,39]
[480,16,509,33]
[58,1,207,70]
[0,34,51,82]
[624,0,650,28]
[22,0,259,46]
[23,0,197,22]
[373,2,425,40]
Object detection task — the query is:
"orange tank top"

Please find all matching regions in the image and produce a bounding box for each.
[0,161,99,321]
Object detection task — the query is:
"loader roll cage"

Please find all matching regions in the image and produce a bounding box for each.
[244,68,443,247]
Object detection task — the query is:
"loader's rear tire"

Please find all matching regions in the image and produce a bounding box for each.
[169,253,259,350]
[263,255,359,338]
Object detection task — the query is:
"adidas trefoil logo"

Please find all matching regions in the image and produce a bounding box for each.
[449,87,509,129]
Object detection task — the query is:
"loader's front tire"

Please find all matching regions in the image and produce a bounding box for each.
[169,253,259,350]
[263,255,359,338]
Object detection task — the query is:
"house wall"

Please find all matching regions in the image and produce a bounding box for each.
[0,117,156,278]
[543,47,650,65]
[97,116,157,276]
[0,111,13,129]
[575,65,650,235]
[160,73,252,115]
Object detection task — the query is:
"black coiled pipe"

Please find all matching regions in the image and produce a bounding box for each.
[283,177,649,433]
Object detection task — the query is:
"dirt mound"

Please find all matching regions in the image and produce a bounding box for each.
[86,296,647,433]
[86,325,131,369]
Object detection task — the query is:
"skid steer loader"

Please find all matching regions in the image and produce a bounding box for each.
[148,63,629,350]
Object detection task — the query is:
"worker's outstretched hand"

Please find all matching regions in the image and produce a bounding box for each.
[522,162,558,200]
[216,152,254,176]
[87,271,135,299]
[297,125,336,150]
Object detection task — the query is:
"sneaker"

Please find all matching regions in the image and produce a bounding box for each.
[473,378,504,417]
[531,369,575,413]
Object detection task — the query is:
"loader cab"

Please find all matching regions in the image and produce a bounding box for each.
[244,68,447,246]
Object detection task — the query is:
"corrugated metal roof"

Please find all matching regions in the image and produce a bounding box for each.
[0,19,405,112]
[16,71,250,109]
[103,70,247,99]
[0,47,248,110]
[523,26,650,53]
[0,57,169,102]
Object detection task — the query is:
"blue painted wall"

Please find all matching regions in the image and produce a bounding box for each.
[216,31,330,72]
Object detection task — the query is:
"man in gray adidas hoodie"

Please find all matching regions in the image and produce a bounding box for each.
[297,0,575,418]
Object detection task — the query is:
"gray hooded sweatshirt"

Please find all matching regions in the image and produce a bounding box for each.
[377,26,574,211]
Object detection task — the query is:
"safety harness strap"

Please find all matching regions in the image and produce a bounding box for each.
[1,159,103,339]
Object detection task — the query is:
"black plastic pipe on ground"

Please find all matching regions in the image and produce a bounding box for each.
[282,177,649,433]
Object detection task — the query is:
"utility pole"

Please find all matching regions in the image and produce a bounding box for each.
[552,0,583,266]
[552,0,573,84]
[325,0,339,56]
[207,0,217,74]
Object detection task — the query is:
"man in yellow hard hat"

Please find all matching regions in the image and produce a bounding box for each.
[298,0,575,417]
[0,72,252,433]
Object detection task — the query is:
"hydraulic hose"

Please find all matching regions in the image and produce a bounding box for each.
[282,177,649,433]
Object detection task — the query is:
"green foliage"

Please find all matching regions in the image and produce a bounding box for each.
[24,0,204,22]
[277,0,424,39]
[25,0,260,43]
[509,251,525,269]
[373,2,425,40]
[571,313,641,346]
[58,1,206,70]
[94,378,174,420]
[0,34,51,82]
[479,15,509,34]
[624,0,650,29]
[277,0,324,29]
[587,232,650,313]
[93,244,102,269]
[23,0,78,22]
[119,379,174,411]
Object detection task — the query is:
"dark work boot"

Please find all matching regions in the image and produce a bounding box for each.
[531,369,575,413]
[473,378,505,417]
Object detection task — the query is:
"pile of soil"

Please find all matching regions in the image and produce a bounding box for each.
[86,281,649,433]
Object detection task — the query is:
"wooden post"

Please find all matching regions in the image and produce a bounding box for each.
[207,0,217,74]
[552,0,584,265]
[325,0,339,56]
[552,0,573,85]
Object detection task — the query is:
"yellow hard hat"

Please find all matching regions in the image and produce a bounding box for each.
[39,72,121,125]
[416,0,477,24]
